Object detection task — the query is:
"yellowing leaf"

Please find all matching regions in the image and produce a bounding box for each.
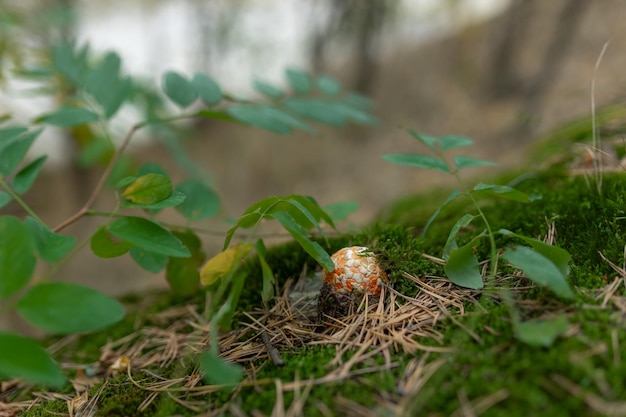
[200,243,252,286]
[122,173,172,205]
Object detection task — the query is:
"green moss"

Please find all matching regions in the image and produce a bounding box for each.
[16,118,626,415]
[409,295,626,416]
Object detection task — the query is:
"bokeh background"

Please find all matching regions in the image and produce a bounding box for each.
[1,0,626,299]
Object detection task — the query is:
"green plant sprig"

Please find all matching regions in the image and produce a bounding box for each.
[0,39,372,388]
[383,129,575,347]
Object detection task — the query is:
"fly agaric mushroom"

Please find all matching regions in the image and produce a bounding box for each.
[318,246,387,320]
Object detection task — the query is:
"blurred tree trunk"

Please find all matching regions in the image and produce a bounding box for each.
[521,0,589,114]
[309,0,396,94]
[487,0,590,136]
[487,0,536,98]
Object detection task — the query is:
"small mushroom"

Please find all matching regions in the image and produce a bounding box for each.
[318,246,387,321]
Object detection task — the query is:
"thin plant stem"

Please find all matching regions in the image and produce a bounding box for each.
[52,122,144,233]
[590,39,611,195]
[52,113,197,233]
[452,170,499,281]
[0,177,47,225]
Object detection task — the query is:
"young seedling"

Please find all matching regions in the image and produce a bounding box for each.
[383,130,574,346]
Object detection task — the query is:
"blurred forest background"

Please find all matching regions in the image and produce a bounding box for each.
[1,0,626,297]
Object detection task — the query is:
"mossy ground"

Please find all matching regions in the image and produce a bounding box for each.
[9,120,626,416]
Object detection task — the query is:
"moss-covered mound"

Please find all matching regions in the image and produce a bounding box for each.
[6,120,626,416]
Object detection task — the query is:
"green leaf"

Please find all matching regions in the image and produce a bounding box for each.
[192,73,222,106]
[166,230,204,296]
[226,104,311,134]
[37,107,99,127]
[0,332,66,388]
[285,68,312,94]
[0,129,42,175]
[471,183,530,203]
[408,130,438,151]
[199,351,243,386]
[90,226,133,258]
[271,211,334,271]
[196,109,239,124]
[0,216,36,298]
[122,173,173,205]
[78,136,114,167]
[515,316,569,347]
[438,135,474,150]
[316,75,341,95]
[0,191,11,209]
[163,71,197,108]
[51,41,88,86]
[17,282,125,334]
[382,153,449,173]
[498,230,570,277]
[84,52,132,118]
[286,197,329,239]
[175,179,220,221]
[332,102,376,125]
[453,155,497,170]
[284,98,345,126]
[129,247,168,273]
[443,214,477,260]
[256,239,275,302]
[13,155,47,194]
[108,216,191,257]
[502,245,574,299]
[253,79,283,99]
[24,217,76,263]
[444,241,484,289]
[201,243,252,286]
[214,268,248,331]
[322,201,359,222]
[123,190,186,210]
[137,162,169,177]
[422,190,463,238]
[0,126,28,143]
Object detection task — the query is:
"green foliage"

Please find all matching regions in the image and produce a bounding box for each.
[0,36,373,388]
[0,216,36,298]
[383,130,575,344]
[16,282,125,334]
[0,332,66,388]
[199,351,243,386]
